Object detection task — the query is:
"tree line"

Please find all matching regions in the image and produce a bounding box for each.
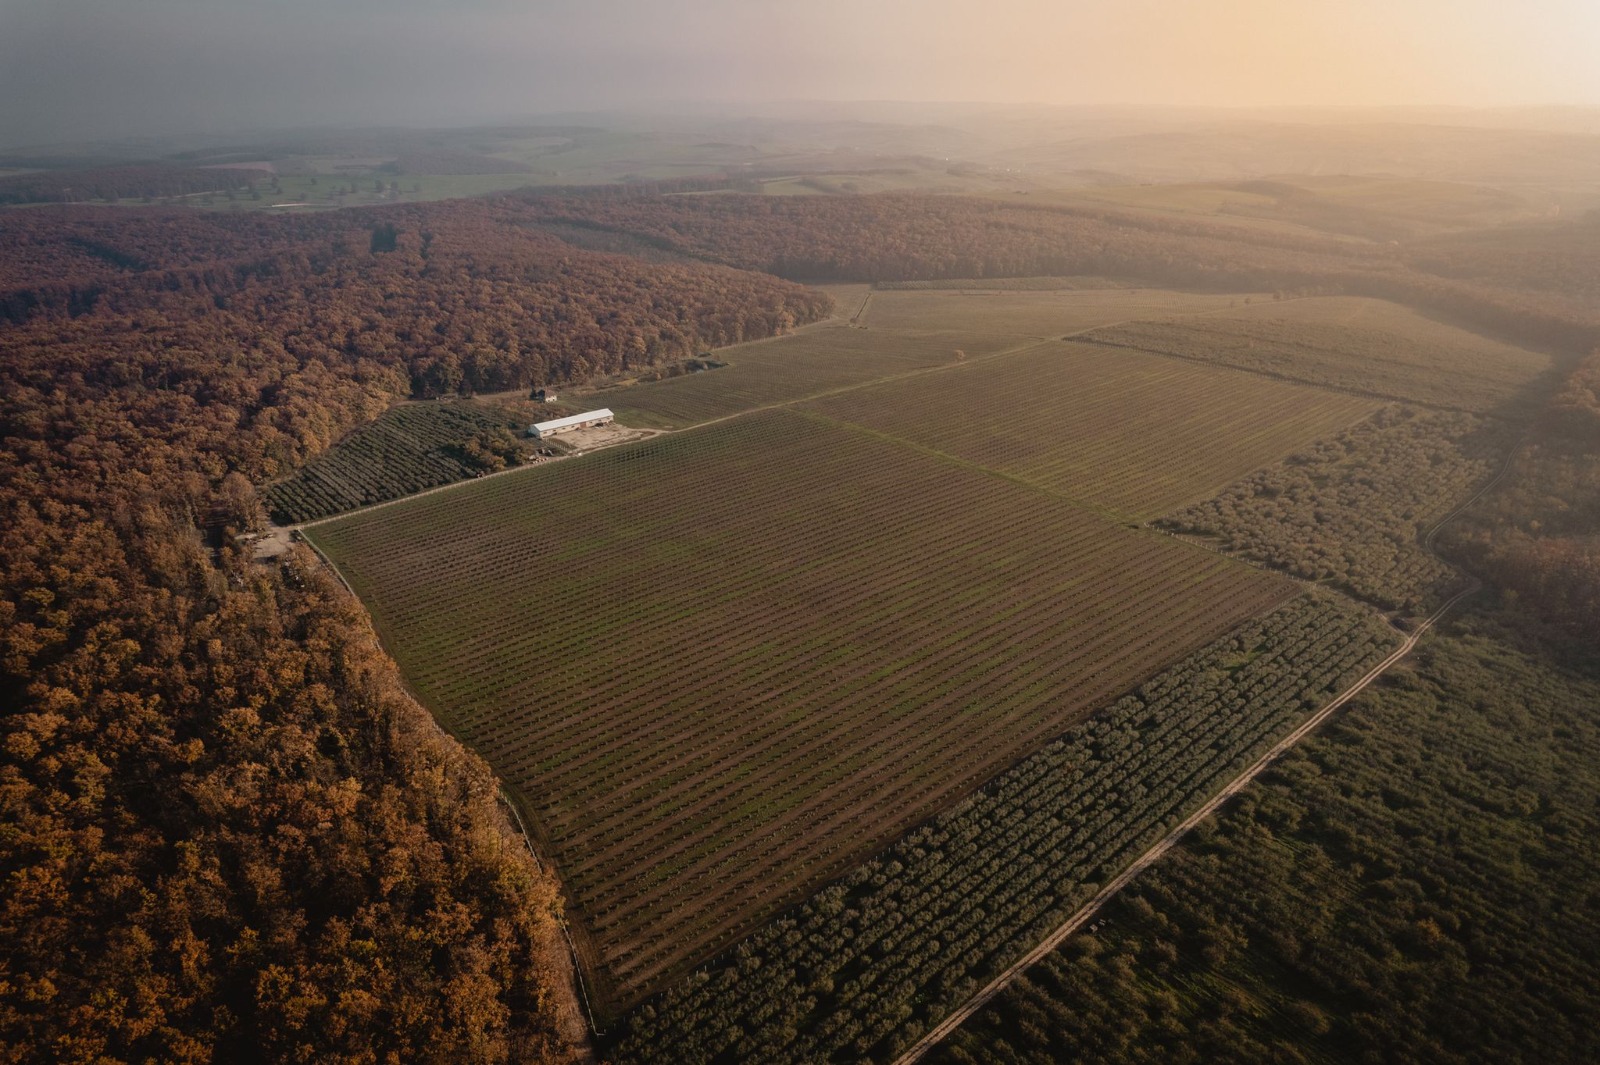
[0,165,257,205]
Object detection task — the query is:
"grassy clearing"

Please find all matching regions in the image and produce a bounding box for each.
[805,341,1378,520]
[1082,296,1554,414]
[306,409,1291,1012]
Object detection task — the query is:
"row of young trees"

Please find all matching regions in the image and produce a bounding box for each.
[609,595,1398,1064]
[1161,406,1515,613]
[935,609,1600,1065]
[262,402,526,524]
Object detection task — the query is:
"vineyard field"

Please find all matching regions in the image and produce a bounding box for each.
[1161,406,1516,612]
[1082,296,1554,414]
[855,286,1250,337]
[805,341,1378,520]
[600,324,1024,429]
[305,408,1293,1013]
[610,593,1401,1064]
[264,401,526,523]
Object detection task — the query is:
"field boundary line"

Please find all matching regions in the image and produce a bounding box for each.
[288,291,1285,532]
[296,530,608,1042]
[499,797,609,1041]
[673,293,1314,438]
[892,420,1520,1065]
[1074,334,1515,420]
[676,333,1059,434]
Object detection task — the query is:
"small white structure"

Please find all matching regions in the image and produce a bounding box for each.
[528,408,614,439]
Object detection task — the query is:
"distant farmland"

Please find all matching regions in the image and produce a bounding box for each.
[601,287,1262,431]
[805,341,1378,520]
[1081,296,1554,414]
[853,286,1248,337]
[306,408,1293,1011]
[602,324,1023,428]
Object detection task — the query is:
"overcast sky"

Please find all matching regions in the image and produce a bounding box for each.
[4,0,1600,148]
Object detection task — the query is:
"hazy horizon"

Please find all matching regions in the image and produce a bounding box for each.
[4,0,1600,149]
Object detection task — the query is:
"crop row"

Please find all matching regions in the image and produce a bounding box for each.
[608,592,1402,1063]
[307,408,1293,1009]
[264,401,518,523]
[1080,301,1552,415]
[805,341,1377,520]
[605,324,1012,428]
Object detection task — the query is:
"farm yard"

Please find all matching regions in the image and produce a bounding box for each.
[306,407,1294,1011]
[805,341,1378,519]
[1081,296,1555,414]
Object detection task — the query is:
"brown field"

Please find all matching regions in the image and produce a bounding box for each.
[601,287,1265,430]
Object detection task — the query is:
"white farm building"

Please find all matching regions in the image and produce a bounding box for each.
[528,408,614,439]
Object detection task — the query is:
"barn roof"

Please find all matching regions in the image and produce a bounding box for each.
[531,408,614,434]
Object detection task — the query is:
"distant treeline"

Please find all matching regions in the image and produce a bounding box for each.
[0,164,256,205]
[1447,348,1600,639]
[504,190,1600,356]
